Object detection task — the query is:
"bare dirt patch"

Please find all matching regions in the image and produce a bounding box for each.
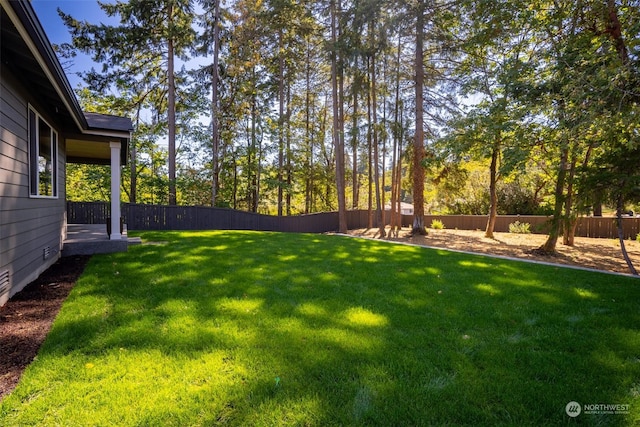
[348,227,640,276]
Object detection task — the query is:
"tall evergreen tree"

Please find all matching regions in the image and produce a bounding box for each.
[60,0,196,205]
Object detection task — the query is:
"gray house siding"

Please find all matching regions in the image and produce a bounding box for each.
[1,69,66,306]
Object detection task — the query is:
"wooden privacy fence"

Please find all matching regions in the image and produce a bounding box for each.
[67,201,111,225]
[123,204,341,233]
[68,202,343,233]
[67,202,640,239]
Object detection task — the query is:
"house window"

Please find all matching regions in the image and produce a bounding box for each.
[28,106,58,198]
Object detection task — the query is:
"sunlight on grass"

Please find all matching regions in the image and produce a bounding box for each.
[459,260,491,268]
[574,287,599,299]
[343,307,389,327]
[218,297,264,314]
[475,283,501,295]
[2,230,640,426]
[428,267,442,276]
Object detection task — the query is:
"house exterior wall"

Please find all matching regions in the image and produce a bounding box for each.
[1,68,66,306]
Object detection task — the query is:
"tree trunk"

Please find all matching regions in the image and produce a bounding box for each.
[250,85,258,213]
[304,39,313,214]
[563,152,578,246]
[211,0,221,207]
[593,203,603,217]
[352,57,359,210]
[395,136,403,233]
[370,22,385,238]
[330,0,347,233]
[485,142,499,238]
[232,152,238,210]
[616,192,638,275]
[539,143,569,253]
[391,32,403,237]
[390,124,398,236]
[606,0,629,65]
[256,121,262,213]
[130,139,137,204]
[167,5,177,206]
[130,105,141,204]
[286,80,292,216]
[367,61,373,229]
[278,30,285,216]
[380,55,387,236]
[412,2,427,235]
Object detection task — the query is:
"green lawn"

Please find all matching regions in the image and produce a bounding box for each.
[2,230,640,426]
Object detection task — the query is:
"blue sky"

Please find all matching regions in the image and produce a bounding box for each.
[31,1,111,87]
[30,1,207,88]
[30,0,209,150]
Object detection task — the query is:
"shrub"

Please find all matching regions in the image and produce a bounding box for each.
[430,219,445,230]
[509,221,531,234]
[636,233,640,243]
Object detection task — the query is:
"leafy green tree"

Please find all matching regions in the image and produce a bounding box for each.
[194,0,225,206]
[579,118,640,275]
[390,0,460,235]
[262,0,316,215]
[223,0,271,212]
[66,164,111,201]
[447,0,534,238]
[60,0,196,205]
[528,0,640,253]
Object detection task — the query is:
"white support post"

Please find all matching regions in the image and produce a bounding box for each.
[110,141,122,240]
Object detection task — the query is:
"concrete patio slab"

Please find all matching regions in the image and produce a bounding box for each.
[62,224,141,257]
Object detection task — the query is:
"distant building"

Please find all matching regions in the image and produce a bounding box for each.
[385,202,414,216]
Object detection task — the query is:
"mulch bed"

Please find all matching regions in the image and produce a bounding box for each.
[0,256,90,401]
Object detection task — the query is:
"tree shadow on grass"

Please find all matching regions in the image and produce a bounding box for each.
[4,231,640,426]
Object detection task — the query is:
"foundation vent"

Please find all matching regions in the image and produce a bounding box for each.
[0,270,9,297]
[43,246,51,260]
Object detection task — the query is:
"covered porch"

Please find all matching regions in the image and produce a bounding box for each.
[62,112,135,256]
[62,224,141,257]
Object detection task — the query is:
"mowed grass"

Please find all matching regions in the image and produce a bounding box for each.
[2,230,640,426]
